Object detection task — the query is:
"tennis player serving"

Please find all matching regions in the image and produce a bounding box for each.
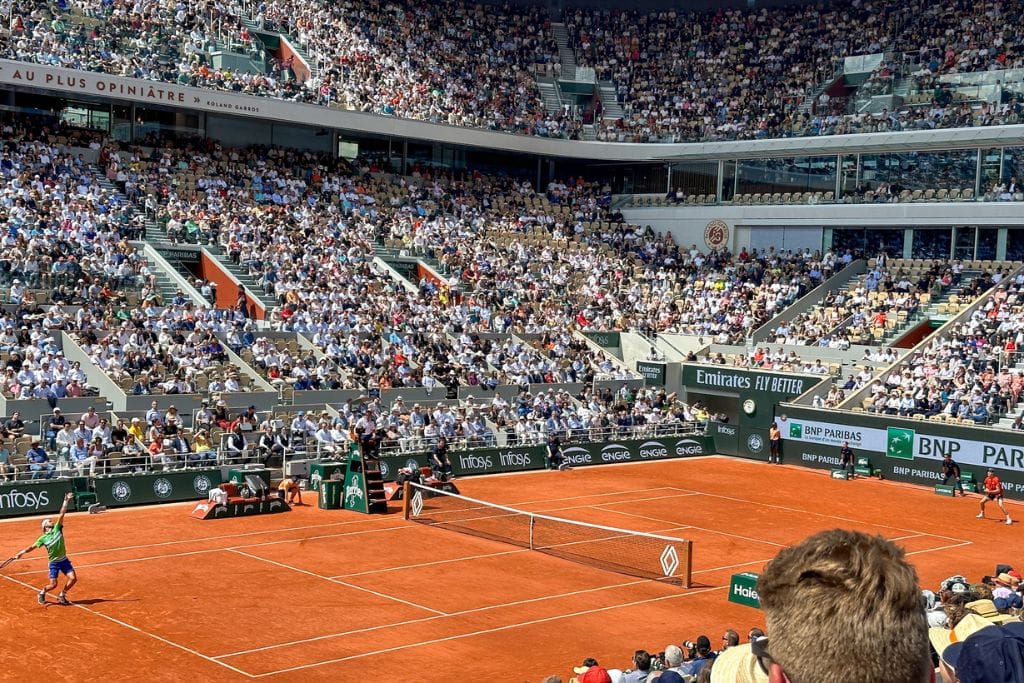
[13,492,78,605]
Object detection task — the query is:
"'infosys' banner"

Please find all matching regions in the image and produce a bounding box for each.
[0,480,74,518]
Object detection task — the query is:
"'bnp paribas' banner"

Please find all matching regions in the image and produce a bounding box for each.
[777,406,1024,498]
[681,365,827,429]
[377,435,716,480]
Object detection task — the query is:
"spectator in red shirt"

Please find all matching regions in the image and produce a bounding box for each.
[978,468,1013,525]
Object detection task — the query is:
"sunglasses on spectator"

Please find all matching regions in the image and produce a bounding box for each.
[751,636,774,675]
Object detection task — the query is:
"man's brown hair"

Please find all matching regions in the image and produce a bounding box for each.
[757,529,930,683]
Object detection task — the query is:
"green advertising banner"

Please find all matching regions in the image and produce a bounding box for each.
[777,407,1024,498]
[341,458,370,514]
[710,421,739,456]
[583,331,621,348]
[378,435,717,480]
[681,365,824,429]
[0,480,74,518]
[95,469,223,507]
[636,361,667,386]
[558,435,716,468]
[451,444,546,476]
[310,461,347,489]
[728,572,762,609]
[739,427,771,461]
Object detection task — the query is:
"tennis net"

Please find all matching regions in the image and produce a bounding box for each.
[403,482,692,587]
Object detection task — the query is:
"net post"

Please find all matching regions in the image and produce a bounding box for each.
[681,540,693,589]
[529,514,535,551]
[402,481,412,520]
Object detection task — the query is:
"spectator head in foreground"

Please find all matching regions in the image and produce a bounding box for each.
[755,529,931,683]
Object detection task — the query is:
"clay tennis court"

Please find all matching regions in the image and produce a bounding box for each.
[0,456,1015,681]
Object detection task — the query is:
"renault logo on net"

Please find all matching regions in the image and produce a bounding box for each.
[660,545,680,577]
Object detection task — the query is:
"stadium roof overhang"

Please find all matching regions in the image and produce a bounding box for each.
[1,59,1019,162]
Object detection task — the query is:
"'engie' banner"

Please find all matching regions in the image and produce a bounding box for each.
[777,407,1024,497]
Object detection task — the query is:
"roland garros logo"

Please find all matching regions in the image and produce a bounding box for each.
[192,475,213,496]
[704,220,729,250]
[111,480,132,503]
[153,478,173,499]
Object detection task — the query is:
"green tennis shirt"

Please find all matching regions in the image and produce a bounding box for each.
[36,522,66,563]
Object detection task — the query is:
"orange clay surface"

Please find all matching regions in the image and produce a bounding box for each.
[0,455,1015,682]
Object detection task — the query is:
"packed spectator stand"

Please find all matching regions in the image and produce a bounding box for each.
[5,0,1024,143]
[4,108,1024,485]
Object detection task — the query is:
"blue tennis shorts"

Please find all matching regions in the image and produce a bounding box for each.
[48,557,74,580]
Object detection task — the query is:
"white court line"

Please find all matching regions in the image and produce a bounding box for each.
[597,507,787,548]
[665,486,973,544]
[2,515,401,569]
[2,486,686,567]
[906,540,973,556]
[508,486,678,507]
[215,576,654,659]
[6,492,699,577]
[7,524,418,576]
[887,533,925,542]
[219,523,696,660]
[330,549,528,578]
[0,573,256,679]
[692,558,774,575]
[227,549,448,617]
[249,585,727,677]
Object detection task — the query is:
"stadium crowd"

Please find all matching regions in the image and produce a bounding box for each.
[864,270,1024,421]
[4,0,1024,142]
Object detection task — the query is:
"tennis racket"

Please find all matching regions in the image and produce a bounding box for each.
[0,555,18,571]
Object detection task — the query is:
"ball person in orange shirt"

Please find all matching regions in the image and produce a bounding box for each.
[977,468,1012,525]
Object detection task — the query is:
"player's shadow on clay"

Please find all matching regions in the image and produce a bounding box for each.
[48,597,139,606]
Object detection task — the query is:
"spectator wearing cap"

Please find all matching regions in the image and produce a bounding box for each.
[756,529,931,683]
[941,621,1024,683]
[993,573,1024,612]
[290,411,316,440]
[45,407,65,448]
[26,439,54,479]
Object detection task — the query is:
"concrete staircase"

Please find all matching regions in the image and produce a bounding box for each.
[92,169,183,251]
[596,80,624,121]
[239,16,319,80]
[537,76,563,116]
[551,22,577,81]
[873,271,983,345]
[205,250,280,313]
